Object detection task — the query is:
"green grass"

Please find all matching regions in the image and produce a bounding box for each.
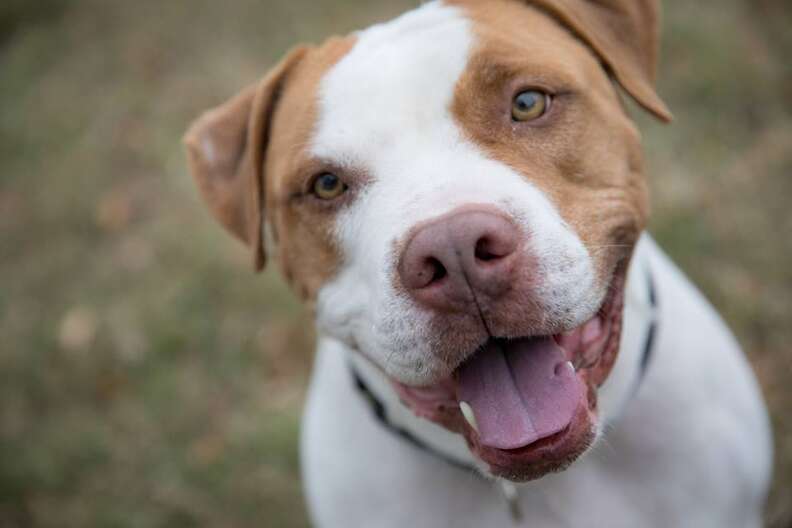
[0,1,790,526]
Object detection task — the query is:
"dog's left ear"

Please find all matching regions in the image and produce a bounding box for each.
[183,46,309,271]
[526,0,672,122]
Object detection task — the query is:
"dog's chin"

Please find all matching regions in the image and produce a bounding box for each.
[388,271,626,482]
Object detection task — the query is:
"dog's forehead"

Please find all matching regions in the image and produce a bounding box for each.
[311,2,473,165]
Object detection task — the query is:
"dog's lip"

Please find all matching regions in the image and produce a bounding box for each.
[463,396,596,480]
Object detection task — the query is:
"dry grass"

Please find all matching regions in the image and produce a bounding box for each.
[0,1,789,526]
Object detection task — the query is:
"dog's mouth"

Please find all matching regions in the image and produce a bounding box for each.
[391,271,626,480]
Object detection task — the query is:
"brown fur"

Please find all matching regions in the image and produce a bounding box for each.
[515,0,670,121]
[183,46,309,271]
[450,0,655,286]
[263,37,356,299]
[183,37,355,298]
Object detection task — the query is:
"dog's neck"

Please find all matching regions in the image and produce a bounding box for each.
[335,234,659,474]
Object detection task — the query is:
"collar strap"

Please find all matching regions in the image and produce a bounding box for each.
[349,367,476,473]
[349,266,658,471]
[635,266,658,392]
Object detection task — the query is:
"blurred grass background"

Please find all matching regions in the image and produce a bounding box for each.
[0,0,789,526]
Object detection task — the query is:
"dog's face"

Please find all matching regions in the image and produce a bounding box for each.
[185,0,669,481]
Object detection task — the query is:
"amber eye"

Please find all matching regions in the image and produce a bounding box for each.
[312,172,347,200]
[511,89,550,122]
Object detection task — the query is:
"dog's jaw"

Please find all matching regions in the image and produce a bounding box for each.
[387,266,626,479]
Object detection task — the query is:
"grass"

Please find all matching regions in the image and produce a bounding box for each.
[0,0,790,526]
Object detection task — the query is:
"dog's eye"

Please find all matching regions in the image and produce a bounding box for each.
[512,90,550,122]
[312,173,347,200]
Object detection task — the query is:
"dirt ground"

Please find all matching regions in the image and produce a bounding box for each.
[1,1,790,526]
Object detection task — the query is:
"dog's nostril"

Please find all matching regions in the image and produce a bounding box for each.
[475,237,500,262]
[425,257,447,284]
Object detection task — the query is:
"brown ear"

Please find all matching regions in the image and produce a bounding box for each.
[183,46,308,271]
[526,0,672,122]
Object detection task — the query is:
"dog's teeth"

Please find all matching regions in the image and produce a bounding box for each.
[459,401,479,434]
[564,360,575,373]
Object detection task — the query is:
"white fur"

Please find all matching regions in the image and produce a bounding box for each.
[311,2,599,386]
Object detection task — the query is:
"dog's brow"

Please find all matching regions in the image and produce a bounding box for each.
[466,51,579,93]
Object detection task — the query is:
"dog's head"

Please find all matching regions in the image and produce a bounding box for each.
[184,0,669,481]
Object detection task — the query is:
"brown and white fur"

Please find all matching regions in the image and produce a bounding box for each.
[183,1,772,526]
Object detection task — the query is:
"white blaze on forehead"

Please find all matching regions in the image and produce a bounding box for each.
[312,1,471,167]
[309,1,599,384]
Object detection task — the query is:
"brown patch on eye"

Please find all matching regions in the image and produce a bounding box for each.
[263,35,357,300]
[449,0,649,286]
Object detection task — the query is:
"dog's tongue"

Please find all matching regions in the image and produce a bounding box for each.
[457,337,582,450]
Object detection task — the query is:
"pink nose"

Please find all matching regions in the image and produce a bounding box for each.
[398,207,520,312]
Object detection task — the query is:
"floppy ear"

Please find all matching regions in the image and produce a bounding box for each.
[526,0,672,122]
[183,46,308,271]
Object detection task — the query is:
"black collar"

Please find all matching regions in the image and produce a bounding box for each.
[637,269,658,391]
[349,267,659,475]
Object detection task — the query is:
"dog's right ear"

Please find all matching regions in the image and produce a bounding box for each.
[525,0,672,122]
[183,46,308,271]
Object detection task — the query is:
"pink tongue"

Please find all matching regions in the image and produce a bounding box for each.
[457,338,583,450]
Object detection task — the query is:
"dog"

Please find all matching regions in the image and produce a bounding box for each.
[183,1,773,526]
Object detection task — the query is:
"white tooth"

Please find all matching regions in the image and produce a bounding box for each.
[559,360,576,374]
[459,401,479,434]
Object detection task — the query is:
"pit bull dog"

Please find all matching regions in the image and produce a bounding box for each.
[183,1,773,526]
